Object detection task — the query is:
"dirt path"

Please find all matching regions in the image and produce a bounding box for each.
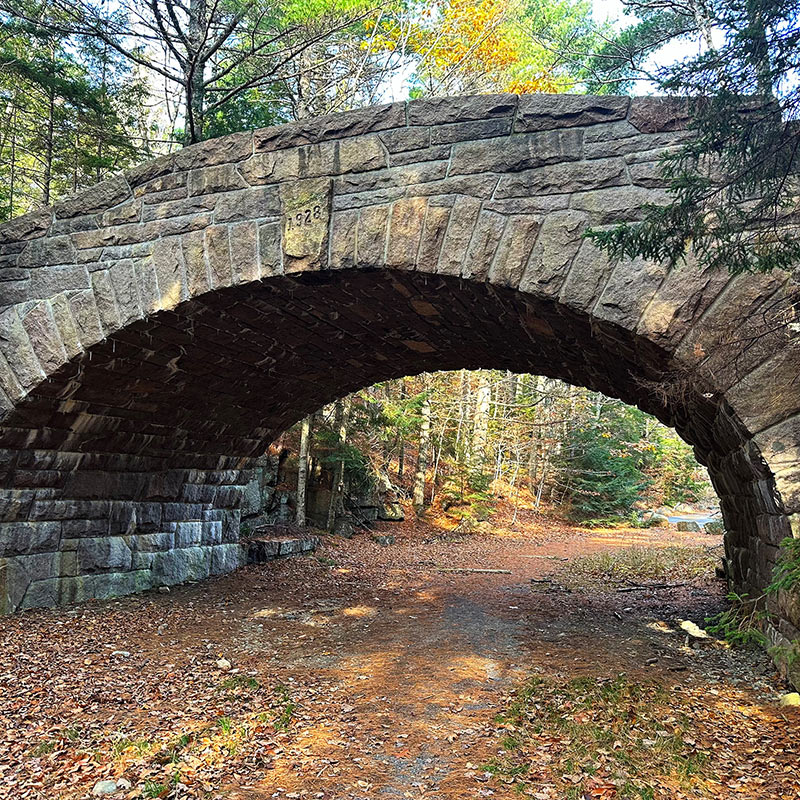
[1,518,798,800]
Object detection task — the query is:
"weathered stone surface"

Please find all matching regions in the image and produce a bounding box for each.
[407,94,516,125]
[214,186,280,223]
[358,206,390,266]
[254,103,405,151]
[594,256,668,329]
[152,237,187,310]
[330,210,358,270]
[488,216,542,288]
[449,130,582,175]
[258,221,282,276]
[54,175,131,219]
[436,195,482,276]
[174,131,253,170]
[558,236,614,313]
[463,210,506,280]
[229,221,260,282]
[629,97,690,133]
[189,164,248,196]
[520,211,587,298]
[280,177,332,271]
[495,158,627,198]
[0,522,60,557]
[0,308,45,390]
[430,117,512,145]
[387,198,427,268]
[77,537,132,573]
[28,264,91,298]
[569,186,669,224]
[515,94,630,132]
[18,234,76,268]
[21,301,68,374]
[0,208,52,244]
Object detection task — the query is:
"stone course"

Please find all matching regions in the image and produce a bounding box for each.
[0,92,796,673]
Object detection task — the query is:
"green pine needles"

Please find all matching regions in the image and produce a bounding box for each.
[588,0,800,276]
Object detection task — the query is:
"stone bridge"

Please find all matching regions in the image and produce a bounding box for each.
[0,94,797,655]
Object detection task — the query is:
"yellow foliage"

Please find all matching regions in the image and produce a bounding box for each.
[400,0,579,94]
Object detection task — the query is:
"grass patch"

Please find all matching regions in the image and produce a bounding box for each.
[272,683,296,731]
[62,726,83,742]
[488,673,713,798]
[217,716,234,734]
[220,675,260,692]
[110,735,153,759]
[561,545,716,588]
[30,740,56,756]
[143,780,168,798]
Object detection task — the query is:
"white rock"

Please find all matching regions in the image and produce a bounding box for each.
[679,619,710,639]
[111,650,130,658]
[216,658,232,671]
[779,692,800,707]
[92,780,118,796]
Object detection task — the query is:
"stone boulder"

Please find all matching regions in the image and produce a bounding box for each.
[378,502,405,522]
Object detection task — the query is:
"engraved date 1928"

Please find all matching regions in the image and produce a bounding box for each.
[285,205,322,229]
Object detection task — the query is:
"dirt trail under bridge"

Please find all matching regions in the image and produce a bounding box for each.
[2,515,798,800]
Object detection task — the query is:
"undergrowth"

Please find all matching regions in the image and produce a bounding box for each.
[487,674,713,798]
[768,537,800,595]
[561,545,716,588]
[705,592,768,649]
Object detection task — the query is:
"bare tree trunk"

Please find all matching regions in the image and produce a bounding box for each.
[185,0,208,143]
[43,79,55,205]
[326,398,350,531]
[469,372,491,472]
[296,415,313,526]
[397,378,406,481]
[413,380,432,515]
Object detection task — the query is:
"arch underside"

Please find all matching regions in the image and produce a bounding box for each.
[0,269,787,623]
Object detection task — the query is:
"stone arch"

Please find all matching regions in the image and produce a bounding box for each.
[0,94,797,654]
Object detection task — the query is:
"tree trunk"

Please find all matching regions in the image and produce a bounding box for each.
[397,378,406,481]
[185,0,208,143]
[413,381,432,515]
[43,79,55,205]
[296,415,313,526]
[469,372,491,472]
[326,398,350,531]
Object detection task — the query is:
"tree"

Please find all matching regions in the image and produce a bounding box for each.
[0,5,149,219]
[556,399,649,525]
[2,0,395,143]
[581,0,711,94]
[326,397,351,531]
[412,379,432,515]
[587,0,800,275]
[406,0,602,95]
[295,415,313,526]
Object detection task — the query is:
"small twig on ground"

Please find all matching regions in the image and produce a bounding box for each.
[435,568,512,574]
[616,582,690,592]
[518,555,569,561]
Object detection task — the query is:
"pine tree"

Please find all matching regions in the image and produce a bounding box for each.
[587,0,800,275]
